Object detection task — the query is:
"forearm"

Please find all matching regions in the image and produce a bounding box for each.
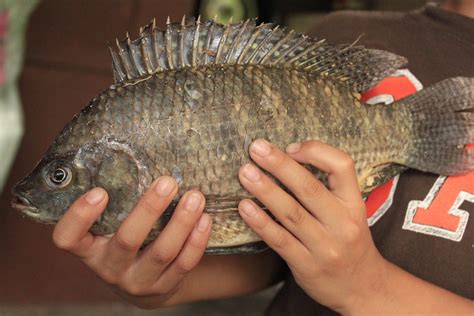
[345,259,474,315]
[133,250,283,308]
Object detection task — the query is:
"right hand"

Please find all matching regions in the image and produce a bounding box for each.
[52,176,212,308]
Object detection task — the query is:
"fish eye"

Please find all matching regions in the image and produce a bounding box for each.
[46,166,72,188]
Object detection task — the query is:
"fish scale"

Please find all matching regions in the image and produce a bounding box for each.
[11,18,474,254]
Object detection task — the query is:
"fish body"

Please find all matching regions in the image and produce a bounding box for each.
[12,18,474,254]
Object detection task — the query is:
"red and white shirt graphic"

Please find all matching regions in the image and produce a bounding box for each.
[362,70,473,242]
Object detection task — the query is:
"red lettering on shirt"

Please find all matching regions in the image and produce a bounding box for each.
[413,173,474,230]
[403,145,473,241]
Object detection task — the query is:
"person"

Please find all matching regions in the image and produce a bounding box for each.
[51,1,474,314]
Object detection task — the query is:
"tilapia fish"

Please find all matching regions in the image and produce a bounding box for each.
[12,17,474,254]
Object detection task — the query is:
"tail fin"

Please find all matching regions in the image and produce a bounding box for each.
[399,77,474,175]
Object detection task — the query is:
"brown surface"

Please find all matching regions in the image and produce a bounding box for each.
[0,0,193,305]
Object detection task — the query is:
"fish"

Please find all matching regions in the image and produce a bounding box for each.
[11,16,474,254]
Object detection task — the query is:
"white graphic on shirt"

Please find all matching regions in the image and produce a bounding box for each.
[395,69,424,91]
[403,176,471,242]
[367,175,400,227]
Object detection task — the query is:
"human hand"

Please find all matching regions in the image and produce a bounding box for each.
[52,177,211,308]
[238,139,388,313]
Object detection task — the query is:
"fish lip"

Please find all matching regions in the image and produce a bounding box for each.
[11,195,41,218]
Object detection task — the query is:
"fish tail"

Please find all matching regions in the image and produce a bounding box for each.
[398,77,474,175]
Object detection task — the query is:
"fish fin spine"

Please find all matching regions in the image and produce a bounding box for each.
[111,16,407,91]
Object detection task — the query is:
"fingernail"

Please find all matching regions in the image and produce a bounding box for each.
[184,192,202,212]
[241,200,258,217]
[286,142,301,153]
[242,163,261,182]
[155,177,175,196]
[251,139,271,157]
[85,188,105,205]
[197,214,210,232]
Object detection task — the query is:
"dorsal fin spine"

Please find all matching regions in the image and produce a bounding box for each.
[260,29,292,64]
[237,24,263,64]
[117,36,137,79]
[204,21,215,65]
[215,22,231,63]
[128,36,147,76]
[110,17,407,92]
[287,39,324,65]
[225,19,250,63]
[179,15,187,68]
[165,17,174,69]
[248,25,279,64]
[140,24,157,73]
[271,33,306,65]
[192,16,201,66]
[110,44,126,82]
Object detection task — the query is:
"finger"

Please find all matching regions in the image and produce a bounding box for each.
[106,177,178,271]
[154,214,211,293]
[239,199,311,268]
[248,139,344,223]
[286,140,362,203]
[133,190,206,284]
[238,163,324,245]
[52,187,108,259]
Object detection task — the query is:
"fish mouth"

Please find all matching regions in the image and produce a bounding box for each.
[11,195,41,219]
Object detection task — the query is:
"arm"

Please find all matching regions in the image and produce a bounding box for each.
[237,139,474,315]
[350,259,474,315]
[52,178,283,309]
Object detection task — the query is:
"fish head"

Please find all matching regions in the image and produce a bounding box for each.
[12,137,154,229]
[11,152,92,224]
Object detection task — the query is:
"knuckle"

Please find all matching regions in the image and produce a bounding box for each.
[174,260,195,275]
[324,247,341,266]
[253,211,271,230]
[284,204,305,226]
[155,281,182,299]
[149,249,175,266]
[114,233,139,253]
[302,177,324,197]
[187,233,207,251]
[338,154,355,172]
[138,196,162,217]
[99,268,119,286]
[52,233,73,251]
[272,231,290,250]
[125,283,147,297]
[71,207,95,225]
[343,222,362,243]
[174,208,198,227]
[270,151,290,169]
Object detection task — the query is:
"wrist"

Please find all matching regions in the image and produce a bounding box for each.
[340,254,393,316]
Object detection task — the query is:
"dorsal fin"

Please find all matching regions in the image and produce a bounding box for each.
[109,16,407,92]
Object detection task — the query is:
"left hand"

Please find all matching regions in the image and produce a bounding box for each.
[238,139,389,313]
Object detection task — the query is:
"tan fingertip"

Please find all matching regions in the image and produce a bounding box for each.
[154,176,176,196]
[239,199,258,217]
[250,139,272,157]
[241,163,261,182]
[184,192,202,212]
[85,188,106,205]
[286,142,301,154]
[197,214,211,232]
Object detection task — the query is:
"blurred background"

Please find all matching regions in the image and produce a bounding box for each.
[0,0,427,315]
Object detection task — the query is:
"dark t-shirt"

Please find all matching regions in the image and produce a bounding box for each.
[267,4,474,315]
